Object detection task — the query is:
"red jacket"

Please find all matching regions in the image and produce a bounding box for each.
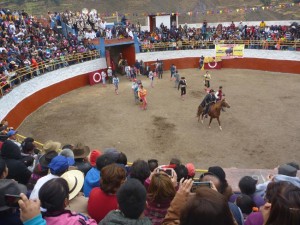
[87,187,118,223]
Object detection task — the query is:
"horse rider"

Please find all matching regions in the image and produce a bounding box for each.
[200,89,217,118]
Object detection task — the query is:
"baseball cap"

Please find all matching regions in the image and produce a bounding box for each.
[48,155,75,175]
[6,130,17,137]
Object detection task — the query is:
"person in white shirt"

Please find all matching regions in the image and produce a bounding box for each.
[125,65,131,79]
[30,155,74,200]
[112,75,120,95]
[101,71,107,86]
[107,66,113,84]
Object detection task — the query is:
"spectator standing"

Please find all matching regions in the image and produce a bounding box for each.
[107,66,113,84]
[72,143,91,176]
[199,55,205,69]
[149,70,154,88]
[101,70,106,87]
[112,75,120,95]
[178,77,187,100]
[1,140,32,185]
[173,70,180,88]
[30,155,74,200]
[203,71,211,89]
[144,171,176,225]
[100,178,152,225]
[88,164,126,223]
[170,64,176,81]
[132,78,139,104]
[39,178,97,225]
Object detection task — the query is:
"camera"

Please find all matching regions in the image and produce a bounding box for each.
[191,181,211,193]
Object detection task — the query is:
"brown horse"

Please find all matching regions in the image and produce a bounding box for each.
[196,98,230,130]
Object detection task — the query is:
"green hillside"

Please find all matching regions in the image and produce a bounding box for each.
[1,0,299,24]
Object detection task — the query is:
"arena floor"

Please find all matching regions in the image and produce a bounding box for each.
[18,68,300,169]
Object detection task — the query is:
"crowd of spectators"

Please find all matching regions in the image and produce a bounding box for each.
[52,10,135,40]
[137,21,300,52]
[0,119,299,225]
[0,8,99,96]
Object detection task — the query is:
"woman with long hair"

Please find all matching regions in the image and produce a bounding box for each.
[144,171,176,225]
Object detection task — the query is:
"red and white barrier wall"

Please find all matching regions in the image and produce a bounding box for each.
[1,49,300,128]
[0,58,107,127]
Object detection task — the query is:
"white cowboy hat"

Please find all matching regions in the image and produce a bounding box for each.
[61,170,84,200]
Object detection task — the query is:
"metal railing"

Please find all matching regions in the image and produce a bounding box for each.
[16,133,207,174]
[0,50,100,97]
[140,39,300,52]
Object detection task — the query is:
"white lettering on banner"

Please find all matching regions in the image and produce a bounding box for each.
[93,72,101,83]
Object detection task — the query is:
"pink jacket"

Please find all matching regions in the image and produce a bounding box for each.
[44,211,97,225]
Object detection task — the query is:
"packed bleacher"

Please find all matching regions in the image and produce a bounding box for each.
[138,21,300,52]
[0,9,100,96]
[0,119,299,225]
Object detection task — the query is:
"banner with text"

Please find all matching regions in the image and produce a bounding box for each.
[215,44,244,59]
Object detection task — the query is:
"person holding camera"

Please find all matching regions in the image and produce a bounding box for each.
[144,168,177,225]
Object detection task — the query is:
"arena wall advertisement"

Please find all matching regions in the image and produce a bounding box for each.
[215,44,244,58]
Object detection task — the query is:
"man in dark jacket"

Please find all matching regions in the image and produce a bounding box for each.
[72,143,91,175]
[0,140,31,185]
[200,89,217,118]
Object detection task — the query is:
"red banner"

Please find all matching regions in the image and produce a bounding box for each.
[88,69,107,86]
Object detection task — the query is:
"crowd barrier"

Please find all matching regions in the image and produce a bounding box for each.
[0,50,100,97]
[140,39,300,52]
[15,133,208,174]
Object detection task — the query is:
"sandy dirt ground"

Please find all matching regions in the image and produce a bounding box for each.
[18,68,300,169]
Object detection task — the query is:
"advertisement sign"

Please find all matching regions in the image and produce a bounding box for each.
[215,44,244,58]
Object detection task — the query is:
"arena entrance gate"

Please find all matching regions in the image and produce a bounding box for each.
[104,38,136,75]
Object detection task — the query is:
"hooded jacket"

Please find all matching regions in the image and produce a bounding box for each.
[99,210,152,225]
[83,167,100,197]
[43,210,97,225]
[1,140,31,185]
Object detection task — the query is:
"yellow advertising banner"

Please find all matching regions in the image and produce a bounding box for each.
[215,44,244,58]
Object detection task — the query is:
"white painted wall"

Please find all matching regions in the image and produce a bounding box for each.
[0,58,107,122]
[156,15,171,29]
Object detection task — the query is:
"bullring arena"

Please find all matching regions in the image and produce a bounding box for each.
[1,49,300,177]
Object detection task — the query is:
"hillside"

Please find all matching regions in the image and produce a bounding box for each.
[1,0,300,24]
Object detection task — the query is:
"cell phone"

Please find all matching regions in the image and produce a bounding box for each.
[158,168,173,177]
[191,181,211,193]
[4,194,21,208]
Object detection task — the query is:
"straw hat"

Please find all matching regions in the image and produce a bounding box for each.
[43,140,61,153]
[61,170,84,200]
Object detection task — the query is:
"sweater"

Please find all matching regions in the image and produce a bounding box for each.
[99,210,152,225]
[83,167,100,197]
[87,188,118,223]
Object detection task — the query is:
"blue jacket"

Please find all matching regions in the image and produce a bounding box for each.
[83,167,100,197]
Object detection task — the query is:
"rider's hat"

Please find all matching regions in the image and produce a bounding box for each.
[209,89,215,93]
